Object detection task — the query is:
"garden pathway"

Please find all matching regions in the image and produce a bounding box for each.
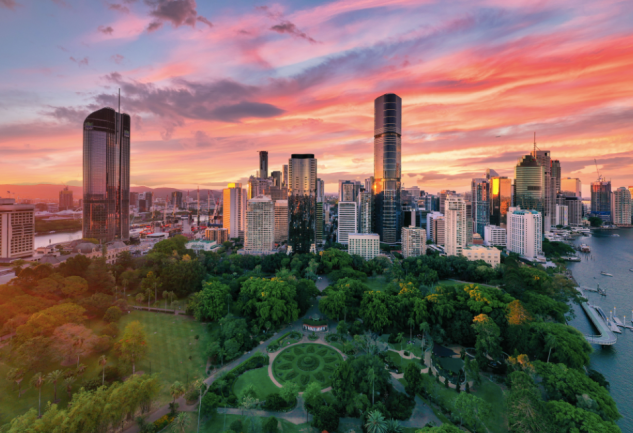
[389,375,442,428]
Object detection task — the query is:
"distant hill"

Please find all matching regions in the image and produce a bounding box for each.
[0,184,221,202]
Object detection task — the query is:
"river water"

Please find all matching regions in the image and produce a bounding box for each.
[567,228,633,431]
[34,231,83,248]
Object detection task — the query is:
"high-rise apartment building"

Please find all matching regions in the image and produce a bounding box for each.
[59,186,73,211]
[555,204,568,226]
[339,181,356,202]
[274,200,288,244]
[433,217,445,245]
[373,93,402,244]
[591,181,611,223]
[489,177,512,228]
[83,107,130,242]
[551,160,561,194]
[316,179,325,202]
[138,192,153,213]
[612,187,631,225]
[483,225,506,247]
[258,151,268,179]
[205,227,230,244]
[402,226,426,258]
[223,183,246,239]
[426,211,443,240]
[530,150,553,231]
[316,201,324,245]
[439,190,456,215]
[561,178,582,198]
[288,154,317,253]
[337,202,358,245]
[348,233,380,260]
[283,165,288,187]
[0,198,35,259]
[245,195,274,254]
[471,178,489,238]
[507,207,542,260]
[130,192,139,209]
[171,191,183,209]
[358,191,373,234]
[445,195,467,257]
[271,171,282,187]
[559,196,582,226]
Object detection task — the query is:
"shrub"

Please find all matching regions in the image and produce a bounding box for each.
[282,354,293,361]
[323,365,334,372]
[103,365,123,383]
[153,414,175,430]
[404,351,410,356]
[103,306,123,323]
[101,323,119,338]
[317,348,328,356]
[285,371,298,381]
[112,299,129,313]
[230,420,243,432]
[93,335,113,353]
[264,393,286,411]
[307,345,315,353]
[315,372,325,382]
[277,363,293,371]
[82,378,102,391]
[324,357,336,363]
[264,416,279,433]
[294,347,304,355]
[299,374,310,386]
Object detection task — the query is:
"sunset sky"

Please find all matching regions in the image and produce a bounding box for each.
[1,0,632,195]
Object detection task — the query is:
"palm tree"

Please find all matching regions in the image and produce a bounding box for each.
[365,410,388,433]
[368,367,376,405]
[64,376,76,399]
[171,412,191,433]
[546,334,557,363]
[170,381,186,403]
[122,278,129,299]
[163,290,169,309]
[407,316,416,342]
[419,322,430,351]
[386,419,403,433]
[6,368,25,398]
[31,372,45,417]
[395,332,405,350]
[46,370,63,403]
[99,355,107,385]
[76,363,87,375]
[136,292,145,306]
[144,287,153,309]
[72,336,85,368]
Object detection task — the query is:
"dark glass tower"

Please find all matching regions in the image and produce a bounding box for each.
[288,154,317,253]
[259,151,269,179]
[489,176,512,228]
[373,93,402,244]
[83,107,130,242]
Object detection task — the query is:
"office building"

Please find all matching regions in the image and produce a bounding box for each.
[373,93,402,244]
[439,190,456,215]
[426,211,443,240]
[59,186,73,211]
[445,195,467,257]
[471,178,489,238]
[423,194,440,212]
[507,207,542,260]
[531,149,554,230]
[358,191,373,234]
[461,245,500,267]
[483,225,506,247]
[245,195,275,254]
[274,200,288,244]
[433,217,446,245]
[489,176,512,228]
[205,227,230,244]
[559,196,582,226]
[138,192,153,213]
[348,233,380,260]
[271,171,282,187]
[263,185,288,202]
[283,165,288,187]
[130,192,139,209]
[315,201,324,245]
[514,154,545,222]
[551,160,561,193]
[364,177,374,192]
[83,107,130,242]
[316,179,325,201]
[402,226,426,258]
[223,183,246,239]
[339,180,358,202]
[288,154,317,253]
[0,198,35,259]
[561,178,582,198]
[404,186,421,198]
[555,204,568,226]
[171,191,183,209]
[612,187,631,226]
[258,151,269,179]
[630,186,633,224]
[337,202,358,245]
[249,176,272,200]
[591,181,612,223]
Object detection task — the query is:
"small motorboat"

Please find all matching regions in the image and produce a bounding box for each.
[629,268,633,272]
[601,271,613,277]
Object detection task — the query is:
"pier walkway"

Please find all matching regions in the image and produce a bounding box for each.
[578,293,617,345]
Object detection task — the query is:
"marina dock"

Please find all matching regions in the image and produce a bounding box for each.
[576,288,618,345]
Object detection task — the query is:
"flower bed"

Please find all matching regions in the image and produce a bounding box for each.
[272,343,342,391]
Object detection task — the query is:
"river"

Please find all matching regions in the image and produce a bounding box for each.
[567,228,633,431]
[34,231,83,248]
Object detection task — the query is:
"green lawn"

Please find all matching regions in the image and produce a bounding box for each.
[233,367,280,399]
[201,413,315,433]
[385,350,423,370]
[437,280,499,290]
[366,276,387,292]
[272,343,342,391]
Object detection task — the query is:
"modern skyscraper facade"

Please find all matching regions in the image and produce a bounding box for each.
[339,180,356,202]
[439,190,456,215]
[223,183,246,239]
[426,211,443,241]
[402,226,426,258]
[258,151,268,179]
[171,191,183,209]
[82,107,130,242]
[373,93,402,244]
[561,178,582,198]
[337,201,358,245]
[316,178,325,201]
[445,195,467,257]
[245,195,275,254]
[138,192,153,213]
[471,178,489,238]
[591,181,612,223]
[358,191,373,233]
[283,165,288,187]
[288,154,317,253]
[507,207,542,259]
[0,198,35,259]
[59,186,73,210]
[514,154,545,222]
[531,150,553,230]
[271,171,282,187]
[433,217,445,245]
[551,160,561,194]
[489,176,512,228]
[274,200,289,244]
[612,187,631,225]
[316,201,324,245]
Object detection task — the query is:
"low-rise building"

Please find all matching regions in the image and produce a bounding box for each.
[0,198,35,259]
[507,207,542,260]
[186,240,221,253]
[483,225,507,247]
[461,245,500,267]
[401,226,426,258]
[205,227,230,244]
[348,233,380,260]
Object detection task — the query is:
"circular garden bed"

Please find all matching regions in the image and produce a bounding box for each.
[272,343,342,390]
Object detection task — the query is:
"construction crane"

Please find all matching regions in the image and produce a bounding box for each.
[594,159,603,182]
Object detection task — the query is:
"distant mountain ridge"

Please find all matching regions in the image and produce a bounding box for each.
[0,184,221,202]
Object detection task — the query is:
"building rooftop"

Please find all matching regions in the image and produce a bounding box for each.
[463,245,498,251]
[348,233,380,238]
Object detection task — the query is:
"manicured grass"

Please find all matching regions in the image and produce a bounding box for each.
[272,343,342,391]
[437,280,499,290]
[366,276,387,292]
[201,413,315,433]
[233,367,280,399]
[385,350,423,371]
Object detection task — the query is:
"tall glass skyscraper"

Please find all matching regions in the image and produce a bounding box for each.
[591,181,612,223]
[514,155,545,217]
[489,176,512,228]
[471,178,489,237]
[83,107,130,242]
[373,93,402,244]
[288,154,317,253]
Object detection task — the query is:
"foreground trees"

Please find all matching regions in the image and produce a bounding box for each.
[114,321,149,375]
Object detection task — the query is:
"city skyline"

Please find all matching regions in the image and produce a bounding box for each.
[1,0,632,194]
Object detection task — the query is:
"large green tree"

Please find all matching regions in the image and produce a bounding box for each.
[191,280,231,321]
[240,278,300,328]
[114,321,149,375]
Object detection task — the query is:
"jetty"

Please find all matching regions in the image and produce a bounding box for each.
[576,288,617,345]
